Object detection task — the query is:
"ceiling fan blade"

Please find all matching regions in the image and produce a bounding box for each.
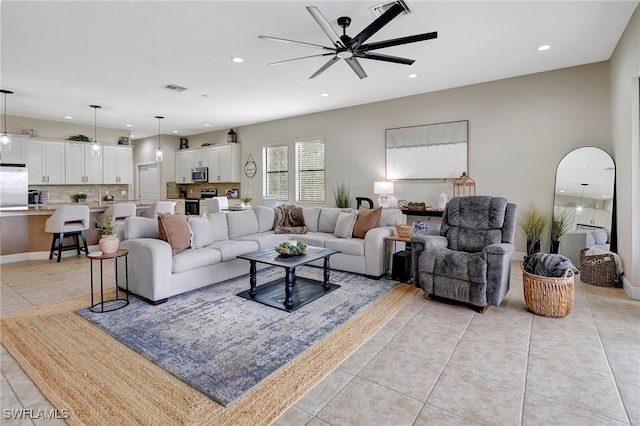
[258,35,335,52]
[268,53,335,66]
[309,56,339,79]
[306,6,344,49]
[349,2,405,50]
[355,52,414,65]
[344,57,368,79]
[359,31,438,52]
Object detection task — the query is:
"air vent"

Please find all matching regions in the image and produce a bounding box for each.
[162,84,188,93]
[370,0,412,18]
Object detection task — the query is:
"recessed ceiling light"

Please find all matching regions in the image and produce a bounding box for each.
[231,57,245,63]
[204,124,211,127]
[320,93,329,97]
[64,116,73,119]
[172,130,178,134]
[125,124,133,127]
[537,44,551,51]
[408,73,419,78]
[559,190,565,193]
[202,94,210,98]
[130,134,135,138]
[601,195,607,198]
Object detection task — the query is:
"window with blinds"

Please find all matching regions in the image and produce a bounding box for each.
[295,138,325,202]
[262,144,288,200]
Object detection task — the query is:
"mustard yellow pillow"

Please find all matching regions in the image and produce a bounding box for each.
[158,213,191,255]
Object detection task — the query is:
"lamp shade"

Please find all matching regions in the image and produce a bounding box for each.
[373,181,394,195]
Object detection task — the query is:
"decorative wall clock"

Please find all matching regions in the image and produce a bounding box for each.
[244,153,257,178]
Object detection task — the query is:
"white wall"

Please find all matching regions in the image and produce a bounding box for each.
[610,4,640,297]
[5,115,129,144]
[215,62,610,254]
[132,134,180,201]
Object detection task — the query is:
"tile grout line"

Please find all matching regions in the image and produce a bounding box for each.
[519,308,534,426]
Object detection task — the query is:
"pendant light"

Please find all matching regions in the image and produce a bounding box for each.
[0,89,14,151]
[155,116,164,162]
[576,183,588,213]
[89,105,102,157]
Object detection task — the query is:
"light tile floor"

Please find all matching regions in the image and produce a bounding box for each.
[1,257,639,425]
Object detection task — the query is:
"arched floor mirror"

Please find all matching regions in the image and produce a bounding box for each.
[552,147,616,265]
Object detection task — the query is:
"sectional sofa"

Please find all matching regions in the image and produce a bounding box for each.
[118,206,404,304]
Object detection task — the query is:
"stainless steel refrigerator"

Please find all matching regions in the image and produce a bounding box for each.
[0,164,28,210]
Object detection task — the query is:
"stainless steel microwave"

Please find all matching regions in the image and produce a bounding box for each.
[191,167,208,183]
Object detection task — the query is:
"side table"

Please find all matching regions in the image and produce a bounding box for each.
[88,249,129,313]
[384,235,412,280]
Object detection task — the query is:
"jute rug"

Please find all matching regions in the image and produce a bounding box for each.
[1,283,418,425]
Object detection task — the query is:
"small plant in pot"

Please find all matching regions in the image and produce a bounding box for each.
[551,208,572,254]
[519,206,549,256]
[72,192,88,203]
[95,212,119,254]
[241,197,253,206]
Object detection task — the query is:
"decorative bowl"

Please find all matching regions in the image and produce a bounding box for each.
[274,241,307,256]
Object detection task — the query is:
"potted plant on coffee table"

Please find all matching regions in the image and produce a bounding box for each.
[95,211,119,254]
[519,206,549,256]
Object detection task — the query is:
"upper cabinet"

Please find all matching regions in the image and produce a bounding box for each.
[193,149,208,168]
[25,140,65,184]
[175,150,194,183]
[103,145,132,184]
[208,144,240,182]
[65,143,103,184]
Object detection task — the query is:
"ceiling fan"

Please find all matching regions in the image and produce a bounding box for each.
[258,2,438,79]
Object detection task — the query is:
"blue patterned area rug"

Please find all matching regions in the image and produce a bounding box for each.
[77,266,397,406]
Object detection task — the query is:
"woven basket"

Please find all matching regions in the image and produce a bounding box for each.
[522,267,575,318]
[394,221,414,238]
[579,248,616,287]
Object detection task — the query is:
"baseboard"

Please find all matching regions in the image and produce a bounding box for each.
[622,276,640,300]
[1,245,99,264]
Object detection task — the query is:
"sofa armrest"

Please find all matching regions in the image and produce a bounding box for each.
[411,235,448,252]
[118,238,173,302]
[483,243,515,256]
[363,226,396,276]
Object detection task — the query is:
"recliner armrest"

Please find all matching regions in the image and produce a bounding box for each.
[411,235,448,252]
[483,243,515,255]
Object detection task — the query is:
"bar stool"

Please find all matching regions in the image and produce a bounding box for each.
[96,203,137,240]
[45,205,90,262]
[139,201,175,218]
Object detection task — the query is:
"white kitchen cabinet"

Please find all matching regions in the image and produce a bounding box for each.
[208,144,240,182]
[65,143,103,184]
[103,146,132,184]
[175,150,194,183]
[0,135,27,164]
[193,149,208,168]
[174,199,186,215]
[25,140,65,184]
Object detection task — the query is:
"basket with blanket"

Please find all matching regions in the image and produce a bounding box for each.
[522,253,579,318]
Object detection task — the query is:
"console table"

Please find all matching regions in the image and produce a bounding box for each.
[400,209,444,218]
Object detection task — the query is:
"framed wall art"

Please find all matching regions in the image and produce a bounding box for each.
[385,120,468,180]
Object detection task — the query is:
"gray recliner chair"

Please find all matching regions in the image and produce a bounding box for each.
[411,196,517,312]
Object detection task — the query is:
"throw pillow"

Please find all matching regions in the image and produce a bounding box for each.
[334,211,357,239]
[188,214,214,249]
[158,213,191,255]
[592,229,608,245]
[273,204,307,234]
[412,220,430,236]
[352,207,382,239]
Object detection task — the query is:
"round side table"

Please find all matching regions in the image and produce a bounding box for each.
[88,249,129,313]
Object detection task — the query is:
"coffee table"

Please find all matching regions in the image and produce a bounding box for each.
[237,247,341,312]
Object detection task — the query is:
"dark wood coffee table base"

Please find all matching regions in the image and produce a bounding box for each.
[237,277,340,312]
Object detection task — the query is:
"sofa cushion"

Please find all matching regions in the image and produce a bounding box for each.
[158,213,191,256]
[592,229,607,245]
[325,238,365,256]
[290,232,338,248]
[207,212,229,242]
[208,239,259,261]
[353,207,382,239]
[303,207,321,232]
[172,247,222,273]
[226,210,259,239]
[237,232,290,250]
[188,214,214,249]
[123,216,159,240]
[319,208,344,233]
[334,211,357,238]
[434,249,487,284]
[253,206,275,233]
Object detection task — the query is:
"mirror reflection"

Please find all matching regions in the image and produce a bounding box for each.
[552,147,615,265]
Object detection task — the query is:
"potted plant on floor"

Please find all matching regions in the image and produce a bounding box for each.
[551,208,572,254]
[519,206,549,255]
[95,211,119,254]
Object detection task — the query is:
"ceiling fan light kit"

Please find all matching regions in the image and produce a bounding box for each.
[259,2,437,79]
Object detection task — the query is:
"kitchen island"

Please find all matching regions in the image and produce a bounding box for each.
[0,202,153,262]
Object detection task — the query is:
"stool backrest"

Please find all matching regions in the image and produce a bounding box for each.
[206,197,228,213]
[45,205,90,233]
[140,201,175,218]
